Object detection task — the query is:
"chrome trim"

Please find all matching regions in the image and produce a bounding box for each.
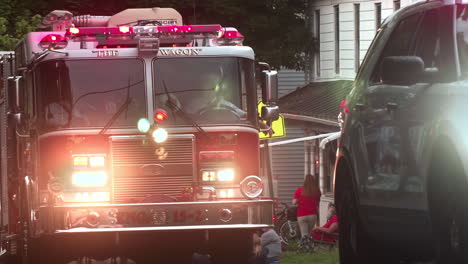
[43,200,273,232]
[168,126,259,134]
[53,200,271,208]
[38,126,259,140]
[55,224,270,234]
[144,57,154,128]
[38,129,140,140]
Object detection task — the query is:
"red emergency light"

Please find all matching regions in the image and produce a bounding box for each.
[39,34,67,49]
[155,24,222,34]
[66,25,222,38]
[154,109,168,123]
[218,28,244,46]
[66,26,134,37]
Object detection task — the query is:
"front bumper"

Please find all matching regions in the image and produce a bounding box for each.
[40,200,273,234]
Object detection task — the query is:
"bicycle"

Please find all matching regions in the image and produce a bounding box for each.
[274,202,300,247]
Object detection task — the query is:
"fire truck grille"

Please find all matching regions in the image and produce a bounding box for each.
[110,135,195,203]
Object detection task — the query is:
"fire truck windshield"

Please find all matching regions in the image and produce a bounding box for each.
[36,59,146,130]
[153,57,256,125]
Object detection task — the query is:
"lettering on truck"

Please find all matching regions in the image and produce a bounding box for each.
[158,48,202,56]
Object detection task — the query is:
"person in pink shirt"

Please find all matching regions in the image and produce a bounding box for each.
[292,174,321,238]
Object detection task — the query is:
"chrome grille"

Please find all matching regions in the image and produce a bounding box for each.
[110,135,195,203]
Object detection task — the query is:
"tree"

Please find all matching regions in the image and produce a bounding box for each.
[0,0,42,51]
[0,0,316,70]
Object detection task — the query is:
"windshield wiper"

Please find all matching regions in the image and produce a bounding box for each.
[31,49,69,65]
[98,78,133,135]
[161,80,209,138]
[98,97,132,135]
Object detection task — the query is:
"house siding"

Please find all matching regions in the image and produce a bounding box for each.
[278,70,306,97]
[270,127,305,206]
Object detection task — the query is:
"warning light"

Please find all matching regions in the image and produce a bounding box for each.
[68,27,80,35]
[152,128,168,143]
[154,109,168,123]
[137,118,151,133]
[119,26,130,34]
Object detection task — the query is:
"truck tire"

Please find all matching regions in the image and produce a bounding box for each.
[210,230,253,264]
[335,160,372,264]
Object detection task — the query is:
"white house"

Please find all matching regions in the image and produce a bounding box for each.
[310,0,423,81]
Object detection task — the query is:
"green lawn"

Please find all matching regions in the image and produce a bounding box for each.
[279,240,339,264]
[281,248,339,264]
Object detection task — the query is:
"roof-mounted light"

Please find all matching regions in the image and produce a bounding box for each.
[68,27,80,35]
[119,26,131,34]
[156,24,222,34]
[39,34,67,49]
[66,26,134,37]
[217,27,244,46]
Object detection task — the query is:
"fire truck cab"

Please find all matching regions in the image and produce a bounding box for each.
[0,8,279,264]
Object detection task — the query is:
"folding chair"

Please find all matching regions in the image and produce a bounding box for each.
[311,231,339,251]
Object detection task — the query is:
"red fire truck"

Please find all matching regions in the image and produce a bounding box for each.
[0,8,280,264]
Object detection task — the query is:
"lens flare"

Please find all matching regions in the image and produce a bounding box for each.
[138,118,151,133]
[152,128,168,143]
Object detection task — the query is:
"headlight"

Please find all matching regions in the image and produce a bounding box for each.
[72,171,107,187]
[73,154,106,168]
[201,168,235,182]
[217,169,234,181]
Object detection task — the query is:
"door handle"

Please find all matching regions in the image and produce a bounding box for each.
[354,103,365,111]
[386,102,398,112]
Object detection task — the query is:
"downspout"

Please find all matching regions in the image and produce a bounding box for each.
[319,132,341,194]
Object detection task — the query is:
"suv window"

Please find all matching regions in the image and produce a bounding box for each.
[414,9,440,69]
[456,4,468,76]
[371,13,422,83]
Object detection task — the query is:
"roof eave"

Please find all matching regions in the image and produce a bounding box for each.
[281,113,339,127]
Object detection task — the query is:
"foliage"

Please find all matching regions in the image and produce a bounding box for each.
[0,0,316,70]
[282,247,339,264]
[0,0,42,50]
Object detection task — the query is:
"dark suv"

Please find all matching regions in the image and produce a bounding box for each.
[335,1,468,263]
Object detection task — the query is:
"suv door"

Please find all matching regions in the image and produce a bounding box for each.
[349,4,455,236]
[351,12,422,201]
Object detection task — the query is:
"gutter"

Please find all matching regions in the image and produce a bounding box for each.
[281,113,339,127]
[319,132,341,194]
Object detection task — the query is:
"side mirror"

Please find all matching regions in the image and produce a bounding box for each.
[7,76,23,113]
[261,105,280,125]
[261,70,278,105]
[381,56,424,85]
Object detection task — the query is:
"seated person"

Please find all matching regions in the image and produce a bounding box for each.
[259,227,281,264]
[311,203,338,243]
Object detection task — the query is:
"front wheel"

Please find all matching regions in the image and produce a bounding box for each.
[335,161,373,264]
[278,220,299,247]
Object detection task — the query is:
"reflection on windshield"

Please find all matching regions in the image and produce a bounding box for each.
[36,59,146,130]
[154,57,255,125]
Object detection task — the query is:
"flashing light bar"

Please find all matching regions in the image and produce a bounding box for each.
[217,27,244,46]
[67,26,134,36]
[66,24,222,38]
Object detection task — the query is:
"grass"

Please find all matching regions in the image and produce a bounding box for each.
[281,249,339,264]
[280,240,339,264]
